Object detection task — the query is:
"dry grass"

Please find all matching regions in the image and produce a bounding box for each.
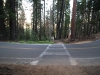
[54,32,100,44]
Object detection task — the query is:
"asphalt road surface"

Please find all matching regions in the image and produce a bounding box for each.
[0,40,100,66]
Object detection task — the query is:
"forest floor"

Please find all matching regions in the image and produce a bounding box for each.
[0,33,100,75]
[0,64,100,75]
[54,32,100,44]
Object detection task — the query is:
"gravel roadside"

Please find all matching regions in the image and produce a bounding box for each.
[0,64,100,75]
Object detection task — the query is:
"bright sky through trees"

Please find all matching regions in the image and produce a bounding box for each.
[70,0,73,20]
[22,0,52,23]
[22,0,73,23]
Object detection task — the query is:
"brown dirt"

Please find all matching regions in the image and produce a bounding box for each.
[0,64,100,75]
[54,32,100,44]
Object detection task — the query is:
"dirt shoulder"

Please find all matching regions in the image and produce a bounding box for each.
[70,32,100,44]
[54,32,100,44]
[0,64,100,75]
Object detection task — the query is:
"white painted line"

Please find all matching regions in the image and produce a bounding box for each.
[44,52,68,55]
[0,46,40,50]
[0,57,36,60]
[30,60,39,65]
[74,57,100,60]
[62,44,70,56]
[69,57,77,65]
[62,44,77,66]
[39,44,51,58]
[30,44,51,65]
[47,48,65,50]
[51,44,63,45]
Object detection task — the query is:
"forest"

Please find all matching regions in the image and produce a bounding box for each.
[0,0,100,42]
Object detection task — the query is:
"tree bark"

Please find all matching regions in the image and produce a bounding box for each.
[53,0,55,38]
[8,0,16,40]
[0,0,6,40]
[56,0,64,39]
[35,1,37,33]
[39,0,42,41]
[59,0,65,39]
[44,0,46,38]
[71,0,77,40]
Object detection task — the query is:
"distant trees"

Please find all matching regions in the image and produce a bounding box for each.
[71,0,77,40]
[0,0,6,40]
[7,0,16,40]
[52,0,70,40]
[0,0,100,42]
[31,0,70,40]
[0,0,25,41]
[0,0,70,41]
[75,0,100,40]
[32,0,43,40]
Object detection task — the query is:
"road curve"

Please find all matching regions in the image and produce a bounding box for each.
[0,40,100,66]
[65,40,100,65]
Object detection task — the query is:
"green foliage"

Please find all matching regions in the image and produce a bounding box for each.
[75,0,100,40]
[1,0,100,42]
[18,32,25,40]
[11,40,54,44]
[31,30,39,41]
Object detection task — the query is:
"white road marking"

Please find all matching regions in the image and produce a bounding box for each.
[31,44,77,66]
[67,46,100,50]
[44,52,68,55]
[62,44,77,66]
[47,48,65,50]
[0,57,36,60]
[0,46,40,50]
[74,57,100,60]
[69,57,78,65]
[30,60,39,65]
[39,44,51,58]
[30,44,51,65]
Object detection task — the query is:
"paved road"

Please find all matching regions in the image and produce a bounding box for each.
[0,40,100,66]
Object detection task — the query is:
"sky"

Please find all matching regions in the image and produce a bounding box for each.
[22,0,73,23]
[70,0,73,20]
[22,0,33,23]
[22,0,52,23]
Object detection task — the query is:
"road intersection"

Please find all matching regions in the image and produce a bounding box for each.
[0,40,100,66]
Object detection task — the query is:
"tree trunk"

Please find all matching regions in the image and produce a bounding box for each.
[98,12,100,32]
[0,0,6,40]
[8,0,16,40]
[56,0,60,39]
[35,1,37,33]
[56,0,64,39]
[33,2,35,31]
[71,0,77,40]
[39,0,42,41]
[59,0,65,39]
[52,0,55,38]
[16,0,18,39]
[44,0,46,38]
